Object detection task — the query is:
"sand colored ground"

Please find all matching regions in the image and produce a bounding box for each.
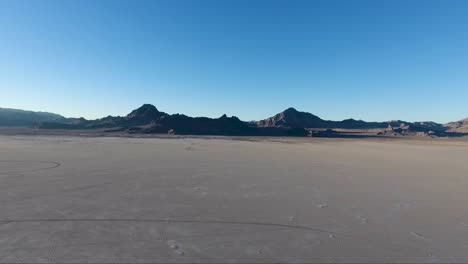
[1,135,468,263]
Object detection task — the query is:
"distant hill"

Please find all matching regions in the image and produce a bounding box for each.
[0,107,66,127]
[257,107,449,136]
[445,118,468,133]
[42,104,169,129]
[257,107,385,129]
[257,107,388,129]
[257,107,328,128]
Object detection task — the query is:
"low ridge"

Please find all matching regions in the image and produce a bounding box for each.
[445,117,468,133]
[0,107,65,127]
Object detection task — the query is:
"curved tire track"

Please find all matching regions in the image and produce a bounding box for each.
[0,160,61,174]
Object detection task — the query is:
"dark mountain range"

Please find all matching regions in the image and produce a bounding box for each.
[0,108,66,127]
[40,104,307,136]
[2,104,465,137]
[258,107,380,129]
[258,107,451,136]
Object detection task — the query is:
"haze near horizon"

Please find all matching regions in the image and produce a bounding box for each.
[1,0,467,123]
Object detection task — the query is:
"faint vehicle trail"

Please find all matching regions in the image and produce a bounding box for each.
[60,182,111,192]
[0,218,429,260]
[5,227,283,252]
[0,182,112,204]
[0,218,345,237]
[0,174,25,180]
[168,227,289,240]
[0,160,61,174]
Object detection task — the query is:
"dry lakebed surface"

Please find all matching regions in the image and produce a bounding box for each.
[1,135,468,263]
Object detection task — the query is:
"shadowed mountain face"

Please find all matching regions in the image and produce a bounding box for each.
[41,104,168,129]
[40,105,307,136]
[257,107,327,128]
[126,104,167,124]
[0,108,65,127]
[140,114,249,135]
[257,107,388,129]
[256,108,455,137]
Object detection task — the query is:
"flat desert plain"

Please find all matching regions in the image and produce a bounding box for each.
[1,135,468,263]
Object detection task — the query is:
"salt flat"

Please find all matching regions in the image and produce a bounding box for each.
[1,135,468,263]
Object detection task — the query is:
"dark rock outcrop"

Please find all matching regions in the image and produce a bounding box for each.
[125,104,167,125]
[257,107,327,128]
[377,123,447,137]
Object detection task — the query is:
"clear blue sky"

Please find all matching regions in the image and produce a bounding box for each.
[1,0,467,122]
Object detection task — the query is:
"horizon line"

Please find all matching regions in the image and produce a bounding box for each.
[1,104,465,124]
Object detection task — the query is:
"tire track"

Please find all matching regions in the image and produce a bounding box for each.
[0,218,344,236]
[0,160,61,174]
[0,182,112,204]
[0,174,25,180]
